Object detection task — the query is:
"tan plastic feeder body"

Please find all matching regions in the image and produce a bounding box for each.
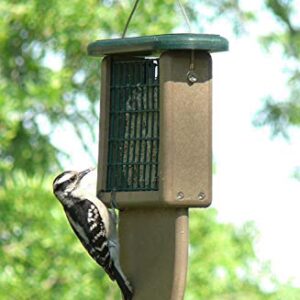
[88,34,228,300]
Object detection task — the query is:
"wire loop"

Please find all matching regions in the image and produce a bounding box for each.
[122,0,141,38]
[122,0,192,38]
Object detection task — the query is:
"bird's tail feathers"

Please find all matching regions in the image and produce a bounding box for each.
[112,264,133,300]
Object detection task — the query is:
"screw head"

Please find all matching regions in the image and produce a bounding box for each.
[187,71,198,84]
[176,191,184,200]
[198,192,206,201]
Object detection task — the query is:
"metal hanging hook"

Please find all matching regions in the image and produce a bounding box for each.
[110,187,118,209]
[176,0,198,84]
[187,50,198,84]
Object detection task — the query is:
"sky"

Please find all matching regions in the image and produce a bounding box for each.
[209,2,300,286]
[51,2,300,288]
[213,36,300,286]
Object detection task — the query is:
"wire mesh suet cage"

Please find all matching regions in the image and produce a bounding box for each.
[107,58,160,192]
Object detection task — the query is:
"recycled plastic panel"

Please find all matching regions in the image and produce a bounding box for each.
[97,50,213,208]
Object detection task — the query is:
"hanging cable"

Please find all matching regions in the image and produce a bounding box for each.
[122,0,192,38]
[176,0,192,33]
[122,0,141,38]
[176,0,197,84]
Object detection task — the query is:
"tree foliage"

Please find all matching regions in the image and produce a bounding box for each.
[0,0,254,179]
[254,0,300,137]
[0,174,117,300]
[0,173,285,300]
[0,0,181,178]
[1,0,300,299]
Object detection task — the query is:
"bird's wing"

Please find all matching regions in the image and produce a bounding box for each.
[64,199,116,280]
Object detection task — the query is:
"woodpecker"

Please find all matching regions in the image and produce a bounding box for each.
[53,168,133,300]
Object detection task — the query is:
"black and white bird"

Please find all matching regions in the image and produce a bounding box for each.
[53,168,133,300]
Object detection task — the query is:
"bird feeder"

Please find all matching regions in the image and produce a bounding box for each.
[88,34,228,300]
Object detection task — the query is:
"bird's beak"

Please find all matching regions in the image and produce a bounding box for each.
[78,167,95,180]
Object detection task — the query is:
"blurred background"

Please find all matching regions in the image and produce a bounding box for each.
[1,0,300,299]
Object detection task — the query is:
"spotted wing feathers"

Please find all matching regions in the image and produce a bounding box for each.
[64,199,115,279]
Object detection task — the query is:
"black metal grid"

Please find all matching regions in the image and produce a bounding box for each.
[106,58,159,192]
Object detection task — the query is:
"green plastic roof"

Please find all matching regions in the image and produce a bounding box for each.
[88,34,228,56]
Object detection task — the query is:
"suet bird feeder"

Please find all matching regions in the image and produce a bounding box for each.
[88,34,228,300]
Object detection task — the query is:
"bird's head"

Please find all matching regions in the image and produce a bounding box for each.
[53,168,94,205]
